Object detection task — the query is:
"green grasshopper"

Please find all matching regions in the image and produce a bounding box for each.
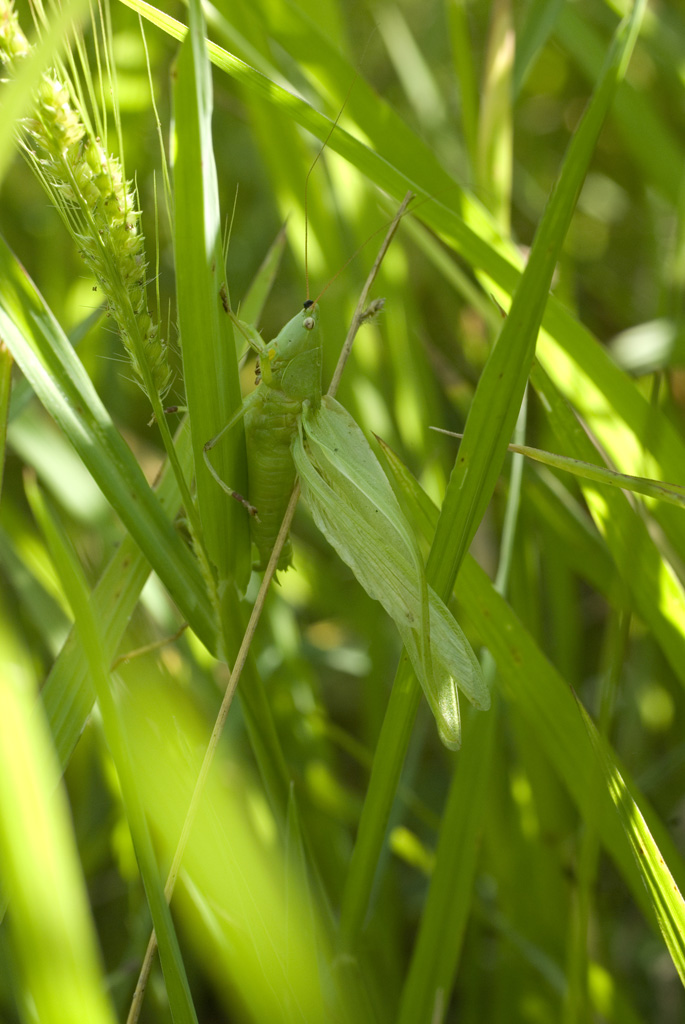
[205,300,321,573]
[203,286,489,749]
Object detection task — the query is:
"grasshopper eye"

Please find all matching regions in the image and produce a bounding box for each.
[303,316,315,330]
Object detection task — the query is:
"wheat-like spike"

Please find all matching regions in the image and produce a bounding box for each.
[0,0,171,398]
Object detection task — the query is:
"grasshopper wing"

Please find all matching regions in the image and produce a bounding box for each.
[292,395,489,750]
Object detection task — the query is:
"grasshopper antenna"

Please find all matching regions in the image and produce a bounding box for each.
[311,197,419,308]
[304,75,358,301]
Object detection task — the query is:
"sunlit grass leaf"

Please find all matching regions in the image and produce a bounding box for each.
[378,434,685,932]
[528,360,685,694]
[0,637,117,1024]
[433,424,685,508]
[121,672,361,1023]
[172,0,250,588]
[430,0,648,589]
[396,706,497,1024]
[25,474,199,1024]
[39,418,194,768]
[337,0,649,953]
[0,236,217,652]
[578,699,685,986]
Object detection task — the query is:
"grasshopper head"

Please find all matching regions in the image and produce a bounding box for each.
[268,301,319,360]
[262,301,322,400]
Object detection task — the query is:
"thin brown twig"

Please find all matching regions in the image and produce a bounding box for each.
[125,483,300,1024]
[304,84,356,300]
[110,624,188,671]
[126,191,411,1023]
[328,190,415,399]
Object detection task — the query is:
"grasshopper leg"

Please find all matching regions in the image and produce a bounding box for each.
[202,446,259,519]
[202,394,260,519]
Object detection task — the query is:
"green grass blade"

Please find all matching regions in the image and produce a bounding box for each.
[515,0,564,94]
[238,224,288,329]
[529,361,685,693]
[476,0,514,229]
[537,306,685,578]
[396,707,497,1024]
[0,631,117,1024]
[0,340,11,501]
[173,0,250,590]
[25,475,199,1024]
[0,236,217,651]
[578,701,685,986]
[284,790,327,1020]
[337,656,423,949]
[558,2,684,204]
[447,0,479,171]
[431,0,647,590]
[526,470,627,610]
[339,0,647,952]
[39,418,193,768]
[391,448,685,935]
[487,435,685,510]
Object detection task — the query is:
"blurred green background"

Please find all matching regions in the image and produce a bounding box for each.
[1,0,685,1021]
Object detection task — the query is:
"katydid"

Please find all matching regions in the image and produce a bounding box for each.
[203,300,320,571]
[203,279,489,749]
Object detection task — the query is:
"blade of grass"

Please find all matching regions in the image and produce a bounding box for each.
[284,788,327,1019]
[0,340,11,501]
[434,0,647,586]
[0,622,117,1024]
[447,0,479,172]
[528,360,685,694]
[25,474,199,1024]
[395,405,524,1024]
[0,238,217,652]
[172,0,250,592]
[524,470,625,606]
[433,426,685,509]
[515,0,565,95]
[396,704,496,1024]
[578,699,685,986]
[124,1,685,587]
[562,606,629,1024]
[237,223,288,329]
[476,0,514,230]
[558,1,684,204]
[338,0,647,951]
[388,444,685,936]
[39,418,194,768]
